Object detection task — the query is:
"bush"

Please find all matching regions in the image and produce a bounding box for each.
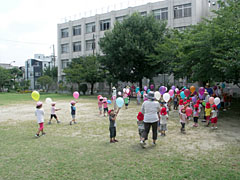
[79,84,88,95]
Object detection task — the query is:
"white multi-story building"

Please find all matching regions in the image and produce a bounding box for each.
[57,0,219,81]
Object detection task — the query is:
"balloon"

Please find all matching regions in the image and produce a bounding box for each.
[192,96,197,103]
[214,97,220,105]
[209,97,214,104]
[97,95,102,100]
[154,91,161,100]
[222,83,225,89]
[123,88,126,93]
[186,107,193,116]
[141,91,144,95]
[45,98,52,104]
[213,86,217,90]
[184,89,190,97]
[176,90,180,95]
[163,93,170,102]
[135,87,140,93]
[199,87,205,96]
[126,88,130,94]
[190,86,195,93]
[171,86,176,91]
[159,86,166,95]
[169,89,174,97]
[107,100,112,104]
[217,103,221,109]
[144,86,148,91]
[199,93,204,100]
[73,91,79,99]
[181,88,185,91]
[116,97,124,108]
[175,88,179,92]
[147,89,150,93]
[31,91,40,101]
[202,101,206,106]
[150,84,154,90]
[118,91,122,96]
[180,91,185,99]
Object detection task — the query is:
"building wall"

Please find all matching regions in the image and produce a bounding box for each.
[57,0,213,82]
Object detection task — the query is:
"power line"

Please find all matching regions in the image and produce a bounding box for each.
[0,38,50,45]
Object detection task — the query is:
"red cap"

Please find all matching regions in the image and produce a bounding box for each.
[197,100,200,104]
[187,100,190,103]
[194,104,199,108]
[212,104,217,109]
[189,98,192,101]
[206,102,211,109]
[137,112,144,121]
[184,102,187,105]
[160,107,167,115]
[108,109,113,115]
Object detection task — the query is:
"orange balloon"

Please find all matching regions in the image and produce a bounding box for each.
[190,86,195,93]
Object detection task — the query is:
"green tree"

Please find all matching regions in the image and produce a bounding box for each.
[43,66,58,80]
[37,75,53,92]
[0,67,11,91]
[99,13,168,88]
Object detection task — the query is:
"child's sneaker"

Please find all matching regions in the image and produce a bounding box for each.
[152,142,156,145]
[42,132,46,136]
[74,122,77,124]
[214,127,218,129]
[140,140,145,148]
[57,121,61,124]
[48,121,51,125]
[211,127,215,129]
[110,140,115,143]
[35,134,40,138]
[114,139,119,142]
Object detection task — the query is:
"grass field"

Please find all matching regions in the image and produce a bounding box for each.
[0,93,240,180]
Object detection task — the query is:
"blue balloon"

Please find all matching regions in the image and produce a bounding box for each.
[217,103,221,109]
[222,83,225,89]
[147,89,150,93]
[141,91,144,95]
[116,97,124,108]
[136,87,140,93]
[107,100,112,104]
[180,91,185,99]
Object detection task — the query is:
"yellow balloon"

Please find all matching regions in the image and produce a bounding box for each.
[190,86,196,93]
[31,91,40,101]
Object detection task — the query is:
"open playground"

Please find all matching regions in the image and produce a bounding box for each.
[0,93,239,180]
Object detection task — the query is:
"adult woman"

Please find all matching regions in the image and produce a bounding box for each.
[140,91,160,147]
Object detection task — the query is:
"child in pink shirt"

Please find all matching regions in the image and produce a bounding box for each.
[103,97,108,116]
[98,97,103,115]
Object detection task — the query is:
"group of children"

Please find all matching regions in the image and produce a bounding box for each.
[34,100,77,137]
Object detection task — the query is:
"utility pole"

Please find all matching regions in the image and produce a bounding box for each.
[92,34,95,55]
[52,44,56,68]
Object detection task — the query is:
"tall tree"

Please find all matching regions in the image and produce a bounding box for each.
[37,75,53,92]
[0,67,11,91]
[99,13,168,88]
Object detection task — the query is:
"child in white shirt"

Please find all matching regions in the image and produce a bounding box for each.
[35,102,45,137]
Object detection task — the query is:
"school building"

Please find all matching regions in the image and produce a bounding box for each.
[57,0,219,85]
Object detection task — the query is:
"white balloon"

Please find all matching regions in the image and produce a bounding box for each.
[118,91,122,96]
[126,88,130,94]
[163,93,170,102]
[175,88,179,93]
[123,88,126,93]
[45,98,52,104]
[214,97,220,105]
[154,91,161,100]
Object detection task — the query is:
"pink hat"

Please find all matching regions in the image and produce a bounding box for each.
[70,100,76,105]
[36,101,42,106]
[51,102,56,105]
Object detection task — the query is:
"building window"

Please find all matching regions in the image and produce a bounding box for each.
[73,25,81,36]
[153,8,168,20]
[35,72,41,76]
[100,19,111,31]
[115,16,127,23]
[86,22,95,33]
[73,41,81,52]
[34,62,40,67]
[61,28,69,38]
[86,40,95,51]
[44,64,47,67]
[140,11,147,16]
[61,44,69,54]
[174,3,192,19]
[61,59,69,69]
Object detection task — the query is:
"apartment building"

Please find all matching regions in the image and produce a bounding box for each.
[57,0,219,81]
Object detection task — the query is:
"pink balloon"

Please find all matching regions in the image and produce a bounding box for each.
[209,97,214,104]
[186,107,192,116]
[169,89,174,97]
[184,89,190,97]
[73,91,79,99]
[199,87,205,96]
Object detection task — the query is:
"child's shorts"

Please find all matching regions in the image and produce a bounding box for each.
[50,114,57,119]
[160,124,167,131]
[72,115,76,119]
[39,123,44,131]
[104,107,108,113]
[125,103,128,106]
[99,107,102,111]
[138,129,144,137]
[211,117,218,124]
[193,117,198,123]
[206,116,210,120]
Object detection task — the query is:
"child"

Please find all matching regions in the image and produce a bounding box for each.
[178,99,184,114]
[70,101,77,125]
[137,91,141,105]
[193,104,200,127]
[35,102,45,137]
[103,98,108,116]
[123,92,129,109]
[137,112,144,140]
[160,107,168,136]
[211,104,218,129]
[205,102,211,127]
[173,94,179,110]
[48,102,61,124]
[180,108,188,134]
[98,97,103,115]
[109,108,121,143]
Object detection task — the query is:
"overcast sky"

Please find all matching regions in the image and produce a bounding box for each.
[0,0,162,66]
